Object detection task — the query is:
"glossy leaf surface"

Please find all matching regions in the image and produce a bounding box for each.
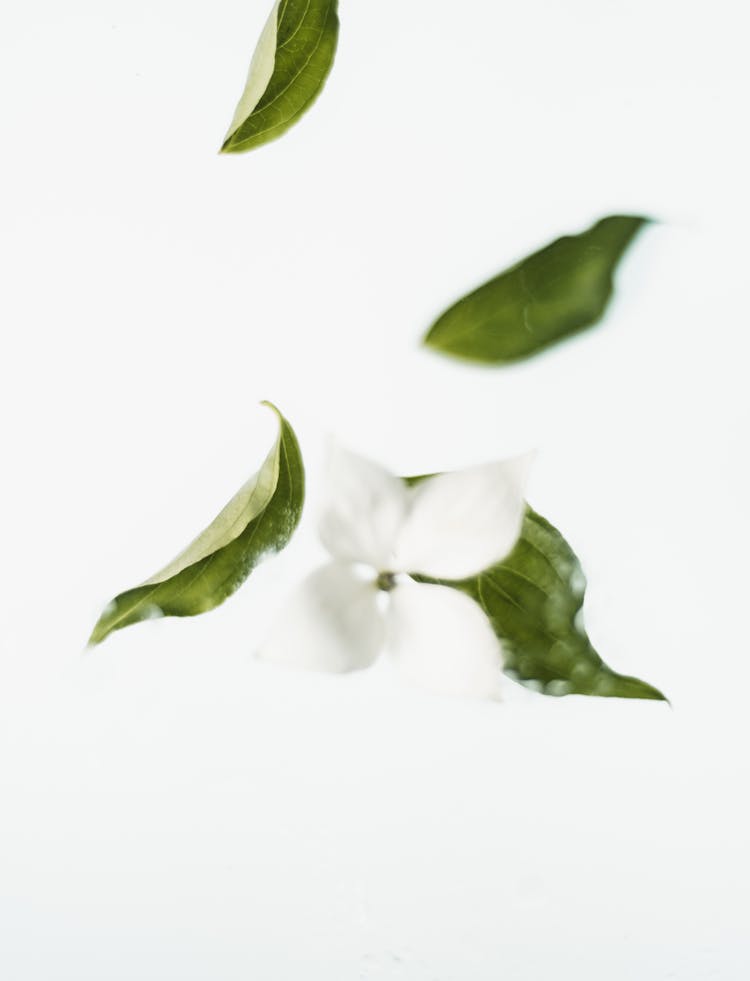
[221,0,339,154]
[423,215,649,363]
[405,474,665,700]
[476,507,665,699]
[89,403,304,645]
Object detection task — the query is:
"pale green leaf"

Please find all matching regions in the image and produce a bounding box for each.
[423,215,650,363]
[221,0,339,154]
[89,403,305,645]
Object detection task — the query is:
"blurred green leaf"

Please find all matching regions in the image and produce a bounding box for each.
[89,403,305,646]
[221,0,339,154]
[423,215,650,364]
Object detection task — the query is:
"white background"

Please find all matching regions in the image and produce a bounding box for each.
[1,0,749,977]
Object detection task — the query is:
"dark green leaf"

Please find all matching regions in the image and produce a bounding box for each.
[476,507,665,699]
[89,403,305,645]
[423,215,650,364]
[406,472,665,701]
[221,0,339,154]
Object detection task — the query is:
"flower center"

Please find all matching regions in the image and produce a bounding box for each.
[375,571,397,592]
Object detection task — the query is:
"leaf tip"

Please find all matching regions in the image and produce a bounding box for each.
[87,596,122,648]
[86,622,106,649]
[597,213,657,244]
[599,212,654,226]
[420,325,474,362]
[652,686,671,706]
[614,674,670,703]
[259,399,282,423]
[633,214,658,235]
[625,671,668,702]
[218,134,239,155]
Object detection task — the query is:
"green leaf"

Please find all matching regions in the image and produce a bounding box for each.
[476,507,665,699]
[89,403,305,646]
[423,215,650,364]
[221,0,339,154]
[405,474,665,700]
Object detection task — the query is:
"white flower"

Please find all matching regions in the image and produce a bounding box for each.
[260,445,532,698]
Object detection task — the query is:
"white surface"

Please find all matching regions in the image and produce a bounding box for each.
[1,0,749,978]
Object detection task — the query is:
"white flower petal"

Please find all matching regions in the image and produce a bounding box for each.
[387,581,507,699]
[259,562,385,673]
[318,444,409,569]
[393,455,532,579]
